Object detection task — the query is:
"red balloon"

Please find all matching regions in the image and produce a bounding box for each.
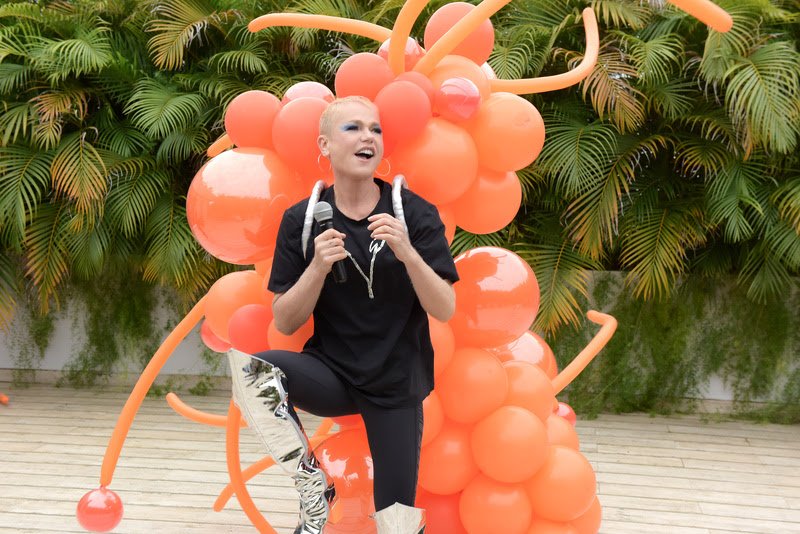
[437,347,507,424]
[374,80,432,156]
[378,37,426,72]
[525,446,597,522]
[335,53,394,100]
[451,247,540,347]
[555,402,577,426]
[503,361,556,422]
[200,320,231,353]
[271,97,330,180]
[489,331,558,379]
[433,77,481,122]
[76,487,123,532]
[228,303,273,354]
[204,271,271,342]
[459,474,532,534]
[186,148,302,264]
[452,167,521,234]
[224,90,281,149]
[418,421,479,495]
[282,81,335,104]
[415,489,468,534]
[391,118,478,205]
[424,2,495,65]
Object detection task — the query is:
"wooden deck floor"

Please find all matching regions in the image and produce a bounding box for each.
[1,382,798,534]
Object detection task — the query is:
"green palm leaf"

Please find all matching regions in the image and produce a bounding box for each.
[647,78,695,120]
[0,251,17,330]
[0,144,53,240]
[739,244,793,303]
[106,158,171,238]
[0,101,35,146]
[32,27,113,83]
[450,229,508,258]
[125,78,208,139]
[591,0,652,30]
[24,200,73,312]
[51,132,107,216]
[0,62,33,93]
[66,217,112,279]
[773,177,800,232]
[706,158,769,242]
[207,43,271,75]
[155,126,208,163]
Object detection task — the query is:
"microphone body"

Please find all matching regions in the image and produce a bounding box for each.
[312,201,347,284]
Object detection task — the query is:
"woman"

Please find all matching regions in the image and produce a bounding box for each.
[229,96,458,534]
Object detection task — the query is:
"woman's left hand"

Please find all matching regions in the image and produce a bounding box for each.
[367,213,416,264]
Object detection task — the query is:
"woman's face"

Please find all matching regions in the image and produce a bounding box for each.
[318,101,384,181]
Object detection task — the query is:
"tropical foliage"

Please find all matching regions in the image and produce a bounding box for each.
[1,0,798,345]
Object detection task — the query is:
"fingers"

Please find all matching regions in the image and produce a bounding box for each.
[367,213,405,241]
[313,230,347,269]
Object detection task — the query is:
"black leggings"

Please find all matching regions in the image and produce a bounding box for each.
[254,350,423,511]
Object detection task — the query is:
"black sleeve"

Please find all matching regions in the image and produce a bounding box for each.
[268,204,309,295]
[403,191,459,284]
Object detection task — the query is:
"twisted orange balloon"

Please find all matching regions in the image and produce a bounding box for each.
[551,310,618,394]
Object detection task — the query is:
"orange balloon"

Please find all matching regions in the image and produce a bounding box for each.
[200,320,231,353]
[570,496,601,534]
[525,446,597,522]
[527,519,579,534]
[267,317,313,352]
[545,414,580,451]
[271,97,330,179]
[186,148,302,264]
[503,361,556,422]
[555,401,577,426]
[421,391,444,446]
[429,317,455,378]
[374,80,432,155]
[459,474,532,534]
[424,2,495,65]
[433,77,481,122]
[391,118,478,205]
[437,347,507,424]
[427,55,491,100]
[489,331,558,379]
[437,204,456,245]
[396,71,435,103]
[228,304,273,354]
[378,37,425,72]
[418,421,479,495]
[334,53,395,100]
[415,489,468,534]
[451,247,540,347]
[452,167,521,234]
[315,428,375,526]
[331,414,365,429]
[224,90,281,149]
[667,0,733,33]
[471,406,548,483]
[468,92,545,172]
[204,271,271,342]
[254,257,273,279]
[281,81,335,105]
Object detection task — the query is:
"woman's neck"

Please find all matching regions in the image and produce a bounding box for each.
[332,176,380,220]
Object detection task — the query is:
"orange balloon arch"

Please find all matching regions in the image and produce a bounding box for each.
[78,0,731,532]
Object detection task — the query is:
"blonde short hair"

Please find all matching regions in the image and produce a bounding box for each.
[318,96,378,136]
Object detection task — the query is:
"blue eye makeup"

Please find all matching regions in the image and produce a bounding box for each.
[341,123,358,131]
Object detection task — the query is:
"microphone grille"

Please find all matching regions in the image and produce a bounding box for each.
[313,201,333,222]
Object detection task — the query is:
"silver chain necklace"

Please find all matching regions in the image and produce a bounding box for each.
[345,239,385,299]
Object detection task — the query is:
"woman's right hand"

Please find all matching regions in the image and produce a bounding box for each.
[310,228,347,275]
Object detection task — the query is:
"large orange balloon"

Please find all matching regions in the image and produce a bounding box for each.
[471,406,548,483]
[424,2,495,65]
[186,148,302,264]
[489,331,558,379]
[503,361,556,422]
[527,519,579,534]
[459,474,532,534]
[545,414,580,451]
[421,391,444,446]
[334,53,395,100]
[437,204,456,245]
[281,81,334,105]
[570,496,601,534]
[271,97,330,180]
[451,247,540,347]
[436,347,507,424]
[415,489,468,534]
[427,55,491,99]
[429,317,455,378]
[374,80,431,156]
[468,92,545,172]
[204,271,271,342]
[378,37,425,72]
[228,304,272,354]
[391,118,478,205]
[525,446,597,522]
[224,90,281,149]
[452,167,521,234]
[418,421,479,495]
[267,317,313,352]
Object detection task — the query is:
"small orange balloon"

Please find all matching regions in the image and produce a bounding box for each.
[570,496,601,534]
[267,317,313,352]
[437,347,507,424]
[429,317,455,378]
[415,489,468,534]
[459,474,532,534]
[224,90,281,149]
[452,168,521,234]
[254,257,273,279]
[396,71,435,103]
[378,37,426,72]
[228,304,273,354]
[545,414,580,451]
[335,53,395,100]
[471,405,548,483]
[527,518,579,534]
[424,2,495,65]
[418,421,479,495]
[421,391,444,446]
[200,320,231,353]
[315,428,374,526]
[489,331,558,379]
[374,80,432,155]
[331,414,364,429]
[282,81,335,104]
[437,204,456,245]
[503,361,556,422]
[204,271,271,342]
[271,97,330,179]
[468,92,545,172]
[525,446,597,522]
[427,55,491,100]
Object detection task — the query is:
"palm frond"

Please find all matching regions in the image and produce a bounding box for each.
[50,132,107,216]
[450,229,508,257]
[106,160,171,238]
[674,137,734,177]
[31,87,90,123]
[95,118,153,158]
[65,215,112,280]
[591,0,653,30]
[647,78,695,120]
[0,62,34,94]
[0,251,18,330]
[615,31,684,85]
[488,37,536,82]
[739,244,793,303]
[155,126,208,163]
[32,27,113,83]
[0,101,35,146]
[763,218,800,272]
[0,144,53,239]
[124,78,208,139]
[24,200,73,312]
[773,176,800,232]
[207,43,271,75]
[506,0,575,28]
[706,158,769,242]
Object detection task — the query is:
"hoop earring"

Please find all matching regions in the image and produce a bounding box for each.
[317,153,332,174]
[375,158,391,178]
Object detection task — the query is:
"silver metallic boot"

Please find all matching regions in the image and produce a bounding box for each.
[373,503,425,534]
[228,349,335,534]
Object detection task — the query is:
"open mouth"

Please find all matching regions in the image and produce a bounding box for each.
[355,148,374,160]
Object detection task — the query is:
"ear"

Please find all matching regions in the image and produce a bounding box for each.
[317,134,329,157]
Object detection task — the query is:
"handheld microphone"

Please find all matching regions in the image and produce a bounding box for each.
[312,201,347,284]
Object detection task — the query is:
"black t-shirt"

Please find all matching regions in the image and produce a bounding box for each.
[268,179,459,407]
